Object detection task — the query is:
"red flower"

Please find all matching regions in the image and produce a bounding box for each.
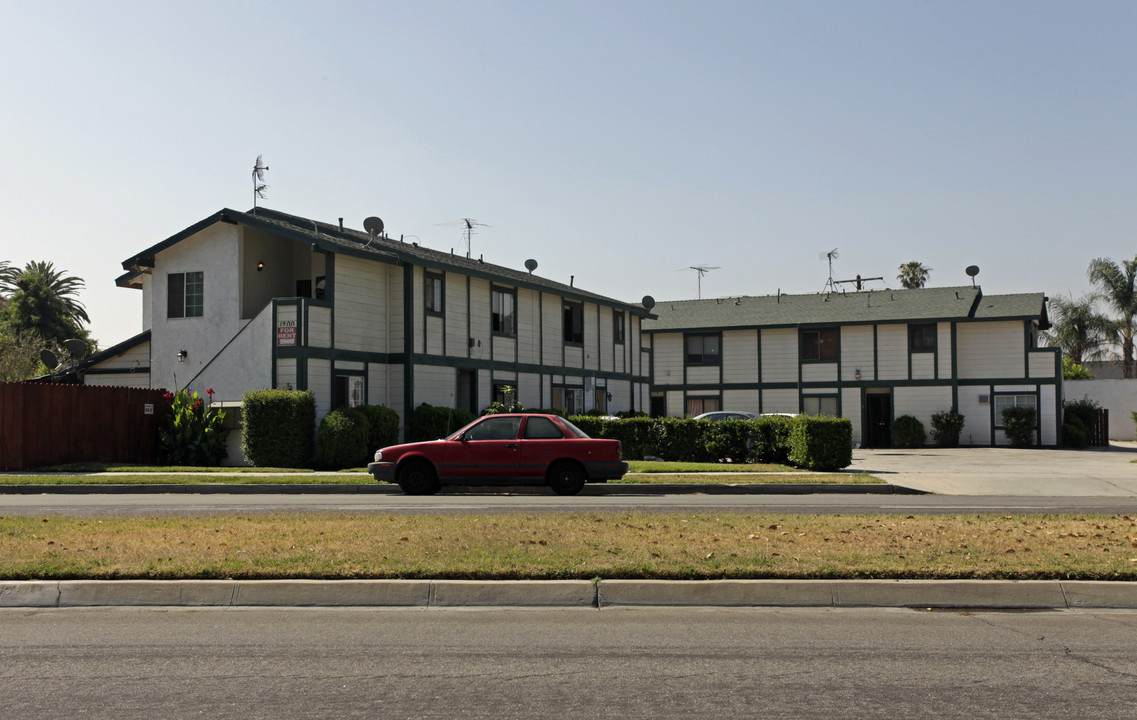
[206,388,215,396]
[163,392,173,399]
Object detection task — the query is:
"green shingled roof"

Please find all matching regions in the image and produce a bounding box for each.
[642,286,1047,332]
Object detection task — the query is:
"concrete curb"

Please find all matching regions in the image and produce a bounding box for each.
[0,482,922,495]
[2,579,1134,609]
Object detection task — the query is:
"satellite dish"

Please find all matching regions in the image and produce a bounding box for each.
[642,295,656,311]
[363,217,385,237]
[62,338,86,357]
[966,265,980,288]
[524,259,538,274]
[40,349,59,371]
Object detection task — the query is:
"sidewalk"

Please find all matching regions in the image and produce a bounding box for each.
[849,442,1137,496]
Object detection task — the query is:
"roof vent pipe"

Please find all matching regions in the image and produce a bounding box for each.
[339,218,344,231]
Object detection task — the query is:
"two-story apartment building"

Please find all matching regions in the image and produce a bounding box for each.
[642,286,1061,447]
[84,207,654,439]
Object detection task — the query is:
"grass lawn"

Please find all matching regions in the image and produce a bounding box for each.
[2,512,1134,581]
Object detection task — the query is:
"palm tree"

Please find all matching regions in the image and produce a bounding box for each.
[1087,256,1137,378]
[1042,293,1116,364]
[0,260,89,327]
[897,261,931,289]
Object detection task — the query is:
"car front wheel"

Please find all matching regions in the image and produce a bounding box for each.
[548,461,585,496]
[398,460,440,495]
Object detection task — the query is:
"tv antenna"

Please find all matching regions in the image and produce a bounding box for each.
[252,155,269,209]
[677,264,720,299]
[437,218,489,258]
[820,248,840,293]
[833,274,884,291]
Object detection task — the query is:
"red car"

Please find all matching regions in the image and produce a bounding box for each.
[367,413,628,495]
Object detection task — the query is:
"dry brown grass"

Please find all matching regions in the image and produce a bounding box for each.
[3,512,1136,581]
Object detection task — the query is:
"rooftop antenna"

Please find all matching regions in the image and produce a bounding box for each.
[252,155,269,210]
[437,218,489,258]
[677,264,720,299]
[833,274,884,291]
[820,248,839,293]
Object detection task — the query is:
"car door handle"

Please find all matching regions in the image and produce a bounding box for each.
[506,444,518,450]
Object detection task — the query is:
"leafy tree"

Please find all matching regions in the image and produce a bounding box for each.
[0,271,92,352]
[0,260,90,326]
[897,261,931,289]
[0,330,51,382]
[1087,256,1137,379]
[1042,293,1116,364]
[1062,356,1094,380]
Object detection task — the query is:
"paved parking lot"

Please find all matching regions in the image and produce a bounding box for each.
[849,442,1137,496]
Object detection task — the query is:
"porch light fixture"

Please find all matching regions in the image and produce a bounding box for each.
[854,368,862,380]
[177,350,188,363]
[257,261,265,272]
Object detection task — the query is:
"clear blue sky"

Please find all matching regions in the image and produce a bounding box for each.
[2,1,1134,347]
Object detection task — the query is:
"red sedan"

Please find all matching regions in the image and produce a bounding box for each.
[367,413,628,495]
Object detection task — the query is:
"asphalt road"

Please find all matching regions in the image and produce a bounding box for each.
[4,490,1137,516]
[3,606,1135,719]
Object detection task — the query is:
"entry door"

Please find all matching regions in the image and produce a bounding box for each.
[865,393,892,448]
[457,370,476,414]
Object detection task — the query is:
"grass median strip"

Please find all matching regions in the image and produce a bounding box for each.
[2,512,1135,581]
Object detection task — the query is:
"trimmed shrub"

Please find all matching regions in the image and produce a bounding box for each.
[356,404,400,452]
[751,415,796,464]
[787,416,853,471]
[703,420,758,463]
[407,403,476,442]
[1062,414,1089,449]
[1002,406,1037,448]
[891,415,926,448]
[241,389,316,468]
[929,410,965,448]
[315,408,369,469]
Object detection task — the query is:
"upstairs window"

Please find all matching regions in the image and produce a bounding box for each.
[614,310,626,344]
[168,271,203,319]
[563,301,584,344]
[803,395,838,417]
[425,272,444,315]
[801,328,838,362]
[492,287,516,336]
[686,333,721,366]
[909,323,937,353]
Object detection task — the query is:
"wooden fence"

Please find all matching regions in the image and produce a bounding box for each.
[1088,408,1110,447]
[0,383,170,471]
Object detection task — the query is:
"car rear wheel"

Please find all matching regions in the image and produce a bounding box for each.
[398,460,440,495]
[548,461,585,496]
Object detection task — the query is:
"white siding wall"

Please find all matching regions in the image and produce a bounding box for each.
[445,274,468,358]
[802,364,837,383]
[721,330,757,383]
[308,305,331,348]
[424,315,444,355]
[911,353,935,380]
[841,326,873,382]
[367,362,399,410]
[85,372,152,388]
[876,324,907,380]
[584,302,600,371]
[666,390,684,417]
[309,358,332,421]
[893,386,954,445]
[761,329,797,383]
[723,389,759,412]
[468,278,491,360]
[414,365,455,407]
[333,255,388,353]
[842,387,862,444]
[517,372,541,408]
[276,358,297,389]
[653,334,683,385]
[938,323,953,378]
[957,387,991,446]
[541,294,560,362]
[517,288,542,364]
[762,388,799,414]
[957,321,1024,379]
[686,366,719,385]
[191,304,273,402]
[1039,385,1058,446]
[1029,350,1058,379]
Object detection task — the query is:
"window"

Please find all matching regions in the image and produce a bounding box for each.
[167,271,203,319]
[802,395,838,417]
[801,328,838,362]
[552,387,585,415]
[687,397,720,417]
[524,416,564,439]
[613,310,625,344]
[686,333,721,366]
[994,394,1036,427]
[425,272,443,314]
[334,374,365,409]
[492,287,516,336]
[464,416,522,441]
[563,301,584,344]
[909,323,936,353]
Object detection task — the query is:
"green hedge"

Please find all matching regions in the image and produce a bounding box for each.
[890,415,926,448]
[569,414,849,469]
[241,389,316,468]
[408,403,477,442]
[356,404,401,452]
[787,416,854,471]
[315,408,369,469]
[1002,406,1036,448]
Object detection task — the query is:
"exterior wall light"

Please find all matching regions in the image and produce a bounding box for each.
[257,261,265,272]
[177,350,188,363]
[854,368,862,380]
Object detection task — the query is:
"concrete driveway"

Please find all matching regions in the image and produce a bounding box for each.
[849,442,1137,496]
